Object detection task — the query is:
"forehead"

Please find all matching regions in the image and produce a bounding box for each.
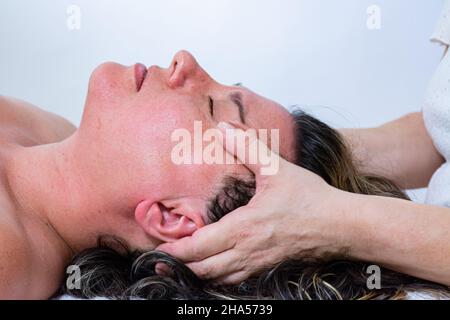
[242,89,297,163]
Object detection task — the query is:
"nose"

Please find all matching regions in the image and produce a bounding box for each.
[168,50,202,88]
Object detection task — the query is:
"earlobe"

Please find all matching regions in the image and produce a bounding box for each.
[134,200,204,242]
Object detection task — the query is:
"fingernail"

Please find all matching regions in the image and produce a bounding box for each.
[218,122,234,131]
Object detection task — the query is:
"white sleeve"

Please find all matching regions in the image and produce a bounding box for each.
[431,0,450,46]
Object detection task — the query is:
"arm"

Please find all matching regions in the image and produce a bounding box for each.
[339,112,444,189]
[340,191,450,286]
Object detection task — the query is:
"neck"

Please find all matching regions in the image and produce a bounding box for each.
[5,135,120,257]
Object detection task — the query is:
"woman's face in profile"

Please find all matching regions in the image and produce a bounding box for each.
[77,50,296,227]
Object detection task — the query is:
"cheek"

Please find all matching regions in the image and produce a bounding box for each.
[135,97,210,157]
[170,163,226,198]
[109,105,202,181]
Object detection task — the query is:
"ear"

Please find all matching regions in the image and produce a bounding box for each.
[134,199,205,243]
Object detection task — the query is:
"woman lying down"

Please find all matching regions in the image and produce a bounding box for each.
[0,51,449,300]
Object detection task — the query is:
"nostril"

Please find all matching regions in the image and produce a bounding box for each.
[168,50,196,87]
[170,60,178,77]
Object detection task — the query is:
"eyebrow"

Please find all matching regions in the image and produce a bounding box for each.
[229,92,247,124]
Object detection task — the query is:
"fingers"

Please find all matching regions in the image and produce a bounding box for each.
[215,271,250,285]
[217,122,286,178]
[157,249,251,285]
[185,249,243,280]
[156,221,236,263]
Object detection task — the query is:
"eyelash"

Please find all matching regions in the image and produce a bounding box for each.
[209,96,214,117]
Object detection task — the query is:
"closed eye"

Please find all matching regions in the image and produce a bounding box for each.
[209,96,214,117]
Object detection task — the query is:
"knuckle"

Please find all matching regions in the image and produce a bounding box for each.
[262,224,276,242]
[194,264,212,279]
[190,245,203,260]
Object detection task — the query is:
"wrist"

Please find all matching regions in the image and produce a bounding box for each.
[320,188,363,258]
[329,191,392,263]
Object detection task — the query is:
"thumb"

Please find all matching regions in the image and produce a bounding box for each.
[217,122,285,178]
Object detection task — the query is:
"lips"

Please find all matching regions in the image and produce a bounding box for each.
[134,63,148,92]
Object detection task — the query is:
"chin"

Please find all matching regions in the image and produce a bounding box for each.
[88,62,128,99]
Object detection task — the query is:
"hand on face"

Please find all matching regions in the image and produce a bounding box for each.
[80,51,297,249]
[156,122,350,284]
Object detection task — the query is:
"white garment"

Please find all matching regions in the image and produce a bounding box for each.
[423,0,450,207]
[431,0,450,46]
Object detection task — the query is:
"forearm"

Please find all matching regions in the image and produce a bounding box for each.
[340,112,444,189]
[340,192,450,285]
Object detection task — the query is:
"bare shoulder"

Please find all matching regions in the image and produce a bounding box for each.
[0,222,33,299]
[0,95,77,145]
[0,207,68,299]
